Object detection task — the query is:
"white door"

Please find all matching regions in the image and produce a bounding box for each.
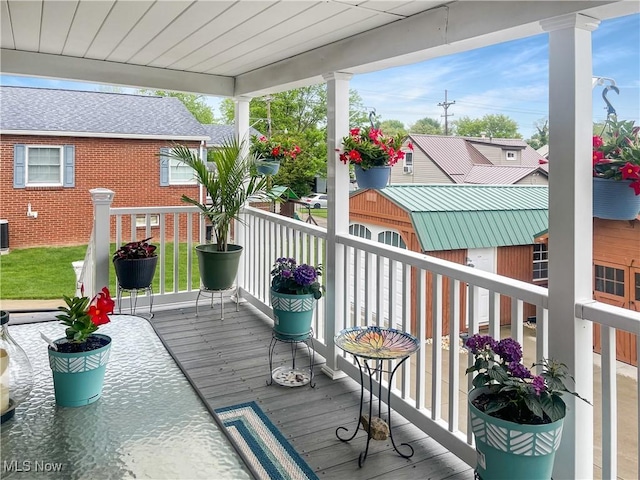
[467,247,497,326]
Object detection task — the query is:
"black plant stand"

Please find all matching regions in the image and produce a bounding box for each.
[334,326,420,467]
[267,329,315,388]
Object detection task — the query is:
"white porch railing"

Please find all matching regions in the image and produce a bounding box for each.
[90,197,639,479]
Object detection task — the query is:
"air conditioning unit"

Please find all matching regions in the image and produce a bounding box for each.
[403,166,413,174]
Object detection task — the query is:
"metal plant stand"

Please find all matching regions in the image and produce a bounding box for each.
[267,329,315,388]
[334,326,420,468]
[196,285,239,319]
[116,285,153,318]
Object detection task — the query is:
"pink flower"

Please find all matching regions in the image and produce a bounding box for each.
[630,180,640,195]
[620,162,640,180]
[593,136,604,148]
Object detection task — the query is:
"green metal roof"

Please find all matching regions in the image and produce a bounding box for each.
[270,185,299,200]
[379,185,548,251]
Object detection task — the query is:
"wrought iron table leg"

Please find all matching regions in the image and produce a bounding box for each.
[336,355,365,443]
[266,336,278,386]
[387,357,414,458]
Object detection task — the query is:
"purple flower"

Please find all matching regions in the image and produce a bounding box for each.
[465,334,497,354]
[532,375,546,396]
[281,269,292,278]
[508,362,532,379]
[494,338,523,363]
[293,264,317,286]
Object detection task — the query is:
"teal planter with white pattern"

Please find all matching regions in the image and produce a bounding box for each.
[469,387,564,480]
[270,289,316,340]
[48,334,111,407]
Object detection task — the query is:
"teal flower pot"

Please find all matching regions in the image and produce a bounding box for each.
[256,160,280,176]
[270,289,316,340]
[48,335,111,407]
[593,177,640,220]
[469,387,564,480]
[354,165,390,189]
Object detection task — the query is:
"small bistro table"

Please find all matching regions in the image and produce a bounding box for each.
[334,325,420,467]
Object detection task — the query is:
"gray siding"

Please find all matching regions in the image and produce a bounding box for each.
[516,172,548,186]
[390,149,452,185]
[472,144,521,166]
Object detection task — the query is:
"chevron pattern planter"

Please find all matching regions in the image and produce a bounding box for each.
[468,387,564,480]
[48,334,111,407]
[270,289,316,340]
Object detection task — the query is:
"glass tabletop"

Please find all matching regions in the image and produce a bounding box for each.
[334,326,420,360]
[0,315,250,480]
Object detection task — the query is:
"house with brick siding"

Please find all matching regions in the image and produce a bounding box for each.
[0,86,210,249]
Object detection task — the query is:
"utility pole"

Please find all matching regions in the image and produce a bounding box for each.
[438,90,455,135]
[263,95,273,138]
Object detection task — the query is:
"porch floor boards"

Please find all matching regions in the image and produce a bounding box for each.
[150,301,474,480]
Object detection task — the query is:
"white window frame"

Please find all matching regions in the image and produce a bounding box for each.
[136,214,160,228]
[169,148,199,185]
[378,230,407,249]
[403,151,413,167]
[533,243,548,281]
[505,150,517,161]
[349,223,372,240]
[25,146,63,187]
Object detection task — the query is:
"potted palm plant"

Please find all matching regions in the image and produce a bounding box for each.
[168,138,270,291]
[112,237,158,290]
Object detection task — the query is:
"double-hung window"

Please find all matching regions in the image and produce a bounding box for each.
[532,243,548,281]
[169,150,199,185]
[26,146,63,186]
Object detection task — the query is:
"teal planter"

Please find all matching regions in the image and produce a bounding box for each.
[593,177,640,220]
[256,160,280,176]
[354,165,390,189]
[48,335,111,407]
[469,387,564,480]
[270,289,316,340]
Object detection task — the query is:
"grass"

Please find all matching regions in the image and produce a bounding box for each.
[0,244,200,300]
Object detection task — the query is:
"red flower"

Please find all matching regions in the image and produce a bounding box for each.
[259,136,267,142]
[620,162,640,180]
[348,150,362,163]
[592,150,604,166]
[538,159,549,165]
[593,136,604,148]
[630,180,640,195]
[349,128,361,137]
[89,287,114,326]
[408,142,414,151]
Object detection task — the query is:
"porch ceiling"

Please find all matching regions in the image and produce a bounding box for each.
[0,1,636,98]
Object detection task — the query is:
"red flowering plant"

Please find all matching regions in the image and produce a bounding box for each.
[465,334,589,425]
[250,135,302,162]
[54,287,115,351]
[337,126,412,170]
[593,117,640,195]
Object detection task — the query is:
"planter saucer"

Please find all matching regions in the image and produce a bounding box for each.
[271,366,311,387]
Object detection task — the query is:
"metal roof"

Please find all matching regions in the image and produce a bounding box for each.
[464,165,541,185]
[379,184,548,251]
[0,86,208,140]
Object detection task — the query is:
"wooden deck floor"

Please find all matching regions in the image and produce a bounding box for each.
[150,300,475,480]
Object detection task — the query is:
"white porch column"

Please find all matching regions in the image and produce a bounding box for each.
[322,72,352,379]
[234,96,252,293]
[541,14,599,480]
[90,188,115,297]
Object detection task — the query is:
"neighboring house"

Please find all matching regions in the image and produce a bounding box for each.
[536,218,639,366]
[349,184,549,335]
[391,134,549,186]
[0,86,208,249]
[201,124,262,148]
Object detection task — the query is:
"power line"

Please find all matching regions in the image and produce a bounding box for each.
[438,90,455,135]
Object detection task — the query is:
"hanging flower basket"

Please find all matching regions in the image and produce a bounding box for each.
[256,160,280,176]
[593,177,640,220]
[354,165,390,190]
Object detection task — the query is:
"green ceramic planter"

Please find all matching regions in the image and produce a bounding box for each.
[468,387,564,480]
[270,289,316,340]
[195,243,243,291]
[48,334,111,407]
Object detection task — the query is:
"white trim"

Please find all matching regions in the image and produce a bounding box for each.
[1,129,208,141]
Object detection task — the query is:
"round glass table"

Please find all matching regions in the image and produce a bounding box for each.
[334,325,420,467]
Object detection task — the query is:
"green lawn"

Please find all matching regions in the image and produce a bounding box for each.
[0,244,200,299]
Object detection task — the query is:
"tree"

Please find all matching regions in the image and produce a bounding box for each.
[410,117,443,135]
[378,120,407,137]
[138,89,215,124]
[527,119,549,150]
[453,114,521,139]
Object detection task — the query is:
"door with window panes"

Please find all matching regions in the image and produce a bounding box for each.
[593,262,637,366]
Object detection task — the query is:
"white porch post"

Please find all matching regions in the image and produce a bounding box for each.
[90,188,115,297]
[234,96,252,293]
[322,72,352,379]
[541,14,599,480]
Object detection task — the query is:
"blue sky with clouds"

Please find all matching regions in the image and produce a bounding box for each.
[1,14,637,140]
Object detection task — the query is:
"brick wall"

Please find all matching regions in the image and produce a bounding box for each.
[0,135,202,248]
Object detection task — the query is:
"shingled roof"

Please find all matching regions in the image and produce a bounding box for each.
[372,184,549,251]
[201,124,262,146]
[0,86,208,140]
[408,134,548,185]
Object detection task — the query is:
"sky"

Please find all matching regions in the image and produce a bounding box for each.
[1,13,638,140]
